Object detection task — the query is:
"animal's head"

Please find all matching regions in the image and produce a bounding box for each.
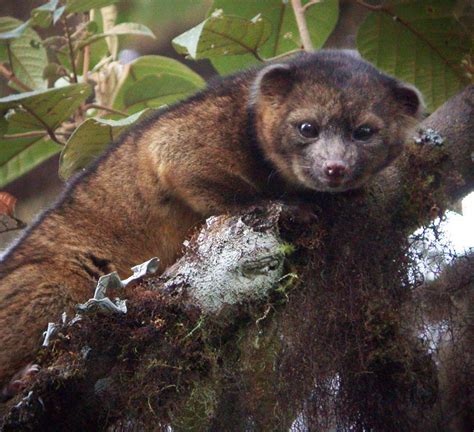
[249,50,424,192]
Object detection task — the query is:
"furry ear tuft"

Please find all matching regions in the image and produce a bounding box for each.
[249,63,295,106]
[393,83,425,119]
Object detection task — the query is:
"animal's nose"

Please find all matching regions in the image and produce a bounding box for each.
[323,161,348,179]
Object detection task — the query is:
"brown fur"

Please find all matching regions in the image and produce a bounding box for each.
[0,50,422,392]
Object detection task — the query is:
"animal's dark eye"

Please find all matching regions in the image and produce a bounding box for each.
[297,122,319,139]
[352,125,376,141]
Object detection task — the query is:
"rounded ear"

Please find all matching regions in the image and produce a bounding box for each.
[392,82,425,119]
[249,63,295,106]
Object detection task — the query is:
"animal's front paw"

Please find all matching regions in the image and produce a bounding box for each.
[280,202,319,225]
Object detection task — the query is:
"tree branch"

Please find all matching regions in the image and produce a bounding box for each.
[377,85,474,229]
[290,0,314,51]
[1,87,472,431]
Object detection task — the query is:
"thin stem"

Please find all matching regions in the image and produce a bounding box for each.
[2,131,48,140]
[62,15,78,83]
[3,131,69,140]
[21,105,65,146]
[356,0,383,11]
[84,103,128,117]
[82,12,91,78]
[302,0,320,12]
[290,0,314,51]
[264,48,304,62]
[82,45,90,78]
[0,64,32,92]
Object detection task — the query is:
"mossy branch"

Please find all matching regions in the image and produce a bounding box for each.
[0,87,472,431]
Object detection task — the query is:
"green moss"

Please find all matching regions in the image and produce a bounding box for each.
[170,382,219,431]
[278,242,296,256]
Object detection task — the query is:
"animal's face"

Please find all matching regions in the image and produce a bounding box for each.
[250,51,424,192]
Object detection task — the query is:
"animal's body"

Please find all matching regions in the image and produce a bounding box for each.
[0,50,423,394]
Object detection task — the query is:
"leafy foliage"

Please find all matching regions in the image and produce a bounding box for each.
[59,109,150,179]
[31,0,65,28]
[0,0,471,186]
[0,85,91,186]
[76,22,156,51]
[0,135,61,187]
[207,0,339,73]
[112,55,205,112]
[65,0,119,14]
[0,17,48,90]
[0,84,91,130]
[357,0,472,111]
[172,12,272,63]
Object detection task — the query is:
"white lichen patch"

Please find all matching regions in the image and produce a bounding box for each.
[165,215,285,314]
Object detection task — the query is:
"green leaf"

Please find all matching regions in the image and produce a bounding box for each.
[59,109,150,179]
[0,17,48,89]
[0,132,61,187]
[88,8,111,69]
[357,0,472,111]
[172,12,271,61]
[206,0,339,74]
[42,63,63,82]
[122,75,200,109]
[31,0,64,28]
[76,22,156,50]
[65,0,119,14]
[0,84,92,131]
[0,20,30,40]
[112,55,205,113]
[0,117,7,136]
[57,8,108,73]
[54,6,66,24]
[0,84,87,185]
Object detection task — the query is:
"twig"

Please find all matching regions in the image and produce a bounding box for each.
[82,12,91,79]
[290,0,314,51]
[83,103,128,117]
[0,63,32,92]
[70,21,89,40]
[2,131,48,140]
[20,105,65,146]
[62,15,78,83]
[356,0,383,11]
[78,14,91,121]
[82,45,90,78]
[302,0,320,12]
[265,48,304,62]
